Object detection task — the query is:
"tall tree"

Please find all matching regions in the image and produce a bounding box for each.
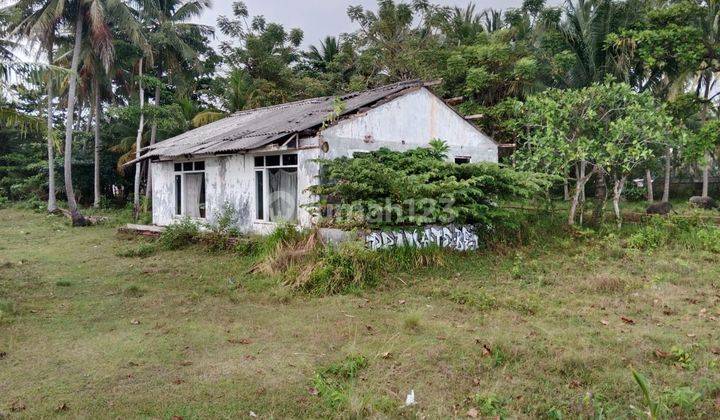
[4,0,65,212]
[63,0,147,225]
[141,0,212,200]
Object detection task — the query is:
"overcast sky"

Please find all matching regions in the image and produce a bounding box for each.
[198,0,547,48]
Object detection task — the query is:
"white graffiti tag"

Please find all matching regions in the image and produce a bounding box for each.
[365,225,479,252]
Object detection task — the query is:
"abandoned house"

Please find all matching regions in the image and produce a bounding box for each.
[136,80,499,234]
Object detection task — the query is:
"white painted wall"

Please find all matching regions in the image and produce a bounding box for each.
[151,87,498,233]
[321,87,498,163]
[151,149,319,233]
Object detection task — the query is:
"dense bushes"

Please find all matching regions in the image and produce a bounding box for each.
[159,218,200,250]
[308,145,553,228]
[627,216,720,253]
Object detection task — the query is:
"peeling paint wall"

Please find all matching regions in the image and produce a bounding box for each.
[152,87,498,234]
[152,155,255,231]
[322,87,498,163]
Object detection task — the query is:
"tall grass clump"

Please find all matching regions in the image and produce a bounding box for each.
[627,215,720,253]
[251,225,452,295]
[0,298,17,321]
[312,355,368,411]
[159,218,200,250]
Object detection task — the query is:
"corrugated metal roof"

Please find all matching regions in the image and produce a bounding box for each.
[140,80,424,161]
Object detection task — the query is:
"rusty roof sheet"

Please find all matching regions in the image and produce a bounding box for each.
[141,80,424,160]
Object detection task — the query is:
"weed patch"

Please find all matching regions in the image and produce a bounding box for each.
[0,298,17,320]
[312,355,368,411]
[116,242,157,258]
[159,218,200,250]
[123,285,145,298]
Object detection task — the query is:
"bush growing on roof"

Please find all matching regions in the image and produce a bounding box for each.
[307,142,553,228]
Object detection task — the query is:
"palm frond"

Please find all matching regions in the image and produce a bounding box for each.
[192,110,225,127]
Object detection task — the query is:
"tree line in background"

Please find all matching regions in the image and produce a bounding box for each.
[0,0,718,227]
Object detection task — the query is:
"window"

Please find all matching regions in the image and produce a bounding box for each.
[455,157,471,165]
[175,175,182,215]
[174,161,207,218]
[255,171,264,220]
[254,154,298,222]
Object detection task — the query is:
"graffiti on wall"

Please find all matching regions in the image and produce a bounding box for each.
[365,225,479,252]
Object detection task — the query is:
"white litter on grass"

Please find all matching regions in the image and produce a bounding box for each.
[405,390,415,406]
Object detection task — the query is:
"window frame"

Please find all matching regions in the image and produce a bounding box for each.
[173,160,207,220]
[253,153,299,222]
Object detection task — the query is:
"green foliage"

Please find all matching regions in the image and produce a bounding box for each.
[663,387,701,411]
[514,81,677,225]
[0,298,17,321]
[627,220,671,250]
[622,184,646,202]
[669,346,696,371]
[159,218,200,250]
[472,393,508,417]
[631,369,674,419]
[116,242,157,258]
[309,143,552,228]
[201,203,241,252]
[311,355,368,411]
[300,241,383,295]
[626,216,720,254]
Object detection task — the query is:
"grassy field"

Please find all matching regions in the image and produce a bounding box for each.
[1,207,720,418]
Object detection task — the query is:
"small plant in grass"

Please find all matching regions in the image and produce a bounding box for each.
[116,242,157,258]
[449,288,496,310]
[123,285,145,298]
[55,280,72,287]
[669,346,696,370]
[627,222,671,250]
[663,386,701,411]
[159,218,199,250]
[202,203,242,251]
[472,393,507,417]
[0,298,17,320]
[694,227,720,253]
[311,355,368,411]
[631,369,667,419]
[402,312,422,331]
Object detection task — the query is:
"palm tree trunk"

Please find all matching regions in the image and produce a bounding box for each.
[63,9,86,226]
[46,44,57,213]
[662,148,671,202]
[93,77,101,208]
[645,169,653,203]
[133,57,145,219]
[145,80,160,200]
[702,73,711,198]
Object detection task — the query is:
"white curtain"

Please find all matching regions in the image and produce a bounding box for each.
[269,168,297,222]
[184,173,203,218]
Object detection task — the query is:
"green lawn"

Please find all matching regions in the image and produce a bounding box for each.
[1,208,720,418]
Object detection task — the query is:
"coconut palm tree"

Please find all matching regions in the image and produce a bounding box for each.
[305,36,340,73]
[141,0,213,200]
[698,0,720,198]
[443,5,484,46]
[561,0,615,88]
[63,0,148,225]
[2,0,64,211]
